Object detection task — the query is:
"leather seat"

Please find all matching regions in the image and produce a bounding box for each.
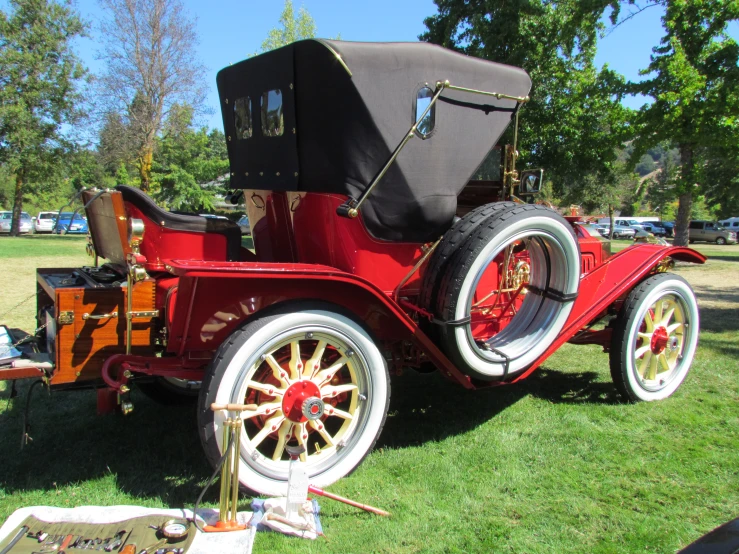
[116,186,242,262]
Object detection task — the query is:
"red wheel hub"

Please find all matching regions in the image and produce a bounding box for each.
[650,326,669,354]
[282,380,322,423]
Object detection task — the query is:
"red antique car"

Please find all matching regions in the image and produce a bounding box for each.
[6,40,704,496]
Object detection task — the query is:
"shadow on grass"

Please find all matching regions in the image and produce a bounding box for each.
[696,306,739,333]
[377,366,619,450]
[703,254,739,262]
[0,365,622,504]
[0,381,212,509]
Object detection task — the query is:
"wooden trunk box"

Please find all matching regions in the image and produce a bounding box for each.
[37,268,158,385]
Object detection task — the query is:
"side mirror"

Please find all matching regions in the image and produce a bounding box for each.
[519,169,544,195]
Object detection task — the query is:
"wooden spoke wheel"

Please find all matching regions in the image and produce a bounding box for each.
[198,302,389,496]
[610,273,699,402]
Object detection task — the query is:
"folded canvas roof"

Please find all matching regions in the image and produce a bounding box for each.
[217,40,531,242]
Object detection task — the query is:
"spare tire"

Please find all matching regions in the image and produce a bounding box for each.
[419,202,517,342]
[425,203,580,380]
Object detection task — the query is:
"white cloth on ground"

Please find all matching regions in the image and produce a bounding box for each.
[0,505,255,554]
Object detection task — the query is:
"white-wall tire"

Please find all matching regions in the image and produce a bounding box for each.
[198,302,389,496]
[430,204,580,380]
[609,273,699,402]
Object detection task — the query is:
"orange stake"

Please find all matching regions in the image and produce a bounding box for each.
[308,485,390,517]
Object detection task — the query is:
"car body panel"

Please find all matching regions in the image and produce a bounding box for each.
[689,220,737,244]
[0,211,32,234]
[54,212,89,234]
[34,211,57,233]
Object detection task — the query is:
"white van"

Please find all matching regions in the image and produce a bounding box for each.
[719,217,739,233]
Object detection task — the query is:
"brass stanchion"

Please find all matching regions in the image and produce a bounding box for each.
[203,404,255,532]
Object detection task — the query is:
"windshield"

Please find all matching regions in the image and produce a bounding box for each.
[0,213,10,220]
[21,213,31,220]
[38,213,54,219]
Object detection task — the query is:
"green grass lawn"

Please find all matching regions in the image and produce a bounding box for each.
[0,236,737,553]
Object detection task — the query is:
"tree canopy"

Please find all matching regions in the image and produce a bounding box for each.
[421,0,633,197]
[97,0,206,192]
[627,0,739,244]
[258,0,318,54]
[0,0,87,234]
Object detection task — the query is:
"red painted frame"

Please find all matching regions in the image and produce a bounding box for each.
[100,192,705,391]
[30,190,706,395]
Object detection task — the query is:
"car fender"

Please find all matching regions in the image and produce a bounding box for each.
[510,244,706,382]
[163,258,476,388]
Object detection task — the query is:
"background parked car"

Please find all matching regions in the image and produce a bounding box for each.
[0,211,33,234]
[34,211,57,233]
[612,224,636,239]
[236,214,251,235]
[688,220,737,245]
[641,222,669,237]
[54,212,89,234]
[718,216,739,233]
[614,218,646,231]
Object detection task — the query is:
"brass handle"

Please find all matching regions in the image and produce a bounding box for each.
[82,311,118,320]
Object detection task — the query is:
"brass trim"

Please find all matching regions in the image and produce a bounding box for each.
[346,81,448,217]
[126,273,133,354]
[315,39,352,76]
[58,311,74,325]
[443,83,529,103]
[339,78,529,218]
[82,311,118,320]
[394,238,442,302]
[127,310,159,319]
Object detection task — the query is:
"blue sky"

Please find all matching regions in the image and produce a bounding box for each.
[57,0,739,130]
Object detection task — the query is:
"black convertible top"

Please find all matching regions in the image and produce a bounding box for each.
[217,40,531,242]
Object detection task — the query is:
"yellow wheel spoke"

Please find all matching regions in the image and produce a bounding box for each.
[635,344,651,359]
[250,414,285,449]
[272,420,292,461]
[265,354,291,387]
[305,340,327,378]
[327,406,354,420]
[638,352,652,379]
[288,340,302,381]
[643,311,655,333]
[242,402,282,420]
[653,301,664,326]
[309,419,335,447]
[658,353,671,373]
[637,332,651,341]
[667,322,683,335]
[294,423,308,462]
[660,304,676,327]
[647,354,658,380]
[322,383,358,398]
[315,356,348,384]
[246,380,284,397]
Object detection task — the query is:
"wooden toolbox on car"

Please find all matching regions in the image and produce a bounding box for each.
[36,267,158,385]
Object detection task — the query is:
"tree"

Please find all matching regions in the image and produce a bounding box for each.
[627,0,739,245]
[258,0,318,54]
[421,0,633,198]
[151,104,229,212]
[97,0,207,192]
[0,0,87,235]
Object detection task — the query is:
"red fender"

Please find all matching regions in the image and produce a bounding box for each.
[164,258,477,389]
[510,244,706,383]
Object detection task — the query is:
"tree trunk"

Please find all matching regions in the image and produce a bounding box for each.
[674,192,692,246]
[608,203,615,239]
[674,144,694,247]
[11,170,24,237]
[138,142,154,193]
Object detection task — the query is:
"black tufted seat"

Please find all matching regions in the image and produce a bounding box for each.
[116,185,242,262]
